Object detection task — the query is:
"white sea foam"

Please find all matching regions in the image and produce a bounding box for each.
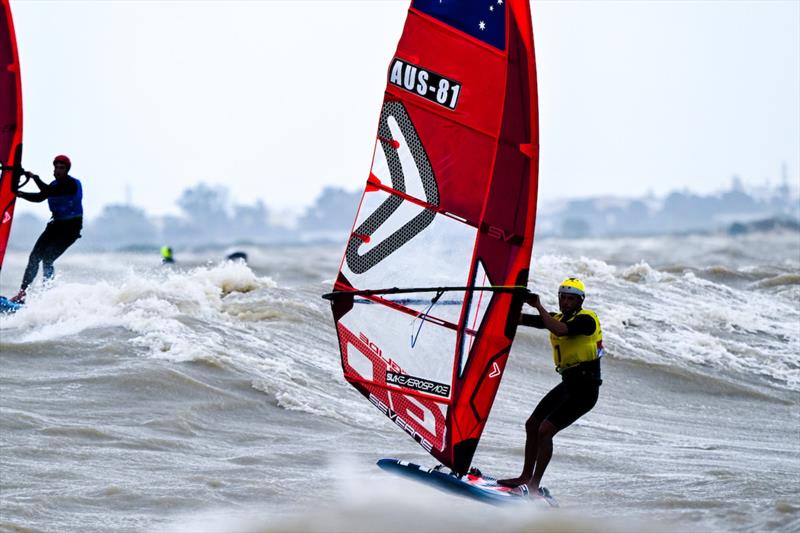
[3,261,274,352]
[526,252,800,390]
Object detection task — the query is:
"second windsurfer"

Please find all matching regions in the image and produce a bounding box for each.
[9,155,83,303]
[499,278,604,496]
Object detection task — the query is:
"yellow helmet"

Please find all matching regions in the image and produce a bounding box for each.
[558,277,585,298]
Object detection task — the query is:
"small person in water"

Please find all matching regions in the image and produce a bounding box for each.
[226,251,248,263]
[161,246,175,264]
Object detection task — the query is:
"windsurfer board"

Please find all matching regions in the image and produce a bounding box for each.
[377,458,558,507]
[0,296,21,314]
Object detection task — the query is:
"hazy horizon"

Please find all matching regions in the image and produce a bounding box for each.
[12,170,800,227]
[8,0,798,220]
[6,176,797,256]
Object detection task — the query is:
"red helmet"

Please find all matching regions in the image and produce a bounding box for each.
[53,154,71,170]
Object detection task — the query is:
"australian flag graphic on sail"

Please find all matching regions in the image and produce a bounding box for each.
[413,0,506,50]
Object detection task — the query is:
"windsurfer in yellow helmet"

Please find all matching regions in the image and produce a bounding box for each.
[499,277,604,497]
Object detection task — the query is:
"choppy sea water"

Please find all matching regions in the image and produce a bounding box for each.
[1,231,798,532]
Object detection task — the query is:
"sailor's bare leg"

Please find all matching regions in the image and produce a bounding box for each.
[527,420,558,493]
[498,414,541,487]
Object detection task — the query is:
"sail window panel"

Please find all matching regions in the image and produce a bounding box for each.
[343,187,477,299]
[371,137,391,185]
[345,335,375,382]
[340,299,458,392]
[459,259,491,376]
[369,116,433,204]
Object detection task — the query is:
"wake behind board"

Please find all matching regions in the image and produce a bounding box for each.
[377,458,558,507]
[0,295,21,314]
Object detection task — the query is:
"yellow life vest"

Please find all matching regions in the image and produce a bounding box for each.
[549,309,604,372]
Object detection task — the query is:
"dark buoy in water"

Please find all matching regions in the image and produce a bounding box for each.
[161,246,175,264]
[226,251,248,263]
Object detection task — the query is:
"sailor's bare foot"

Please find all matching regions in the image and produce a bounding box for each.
[497,476,530,487]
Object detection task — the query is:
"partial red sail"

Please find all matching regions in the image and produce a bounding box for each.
[0,0,23,271]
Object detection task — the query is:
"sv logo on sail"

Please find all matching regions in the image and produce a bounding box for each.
[483,223,524,245]
[389,58,462,110]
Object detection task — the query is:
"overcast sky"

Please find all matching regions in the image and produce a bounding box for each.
[9,0,800,220]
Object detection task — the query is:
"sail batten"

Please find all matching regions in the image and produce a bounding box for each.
[366,177,483,229]
[328,0,539,474]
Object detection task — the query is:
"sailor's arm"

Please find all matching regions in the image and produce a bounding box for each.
[17,175,76,202]
[519,313,544,327]
[519,294,568,335]
[15,190,47,202]
[27,171,47,190]
[15,171,48,202]
[529,294,569,336]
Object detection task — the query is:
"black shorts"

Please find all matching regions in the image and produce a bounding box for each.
[532,378,600,431]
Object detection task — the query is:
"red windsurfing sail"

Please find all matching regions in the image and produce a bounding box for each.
[0,0,23,271]
[326,0,539,474]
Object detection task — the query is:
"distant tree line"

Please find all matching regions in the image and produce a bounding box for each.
[8,183,362,252]
[544,179,799,238]
[7,178,799,252]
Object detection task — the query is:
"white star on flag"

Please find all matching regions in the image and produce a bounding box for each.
[479,20,486,30]
[497,0,503,5]
[489,5,494,11]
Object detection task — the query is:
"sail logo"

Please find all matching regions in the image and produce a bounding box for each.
[369,394,434,452]
[483,223,524,245]
[359,332,383,358]
[386,371,451,398]
[389,58,462,110]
